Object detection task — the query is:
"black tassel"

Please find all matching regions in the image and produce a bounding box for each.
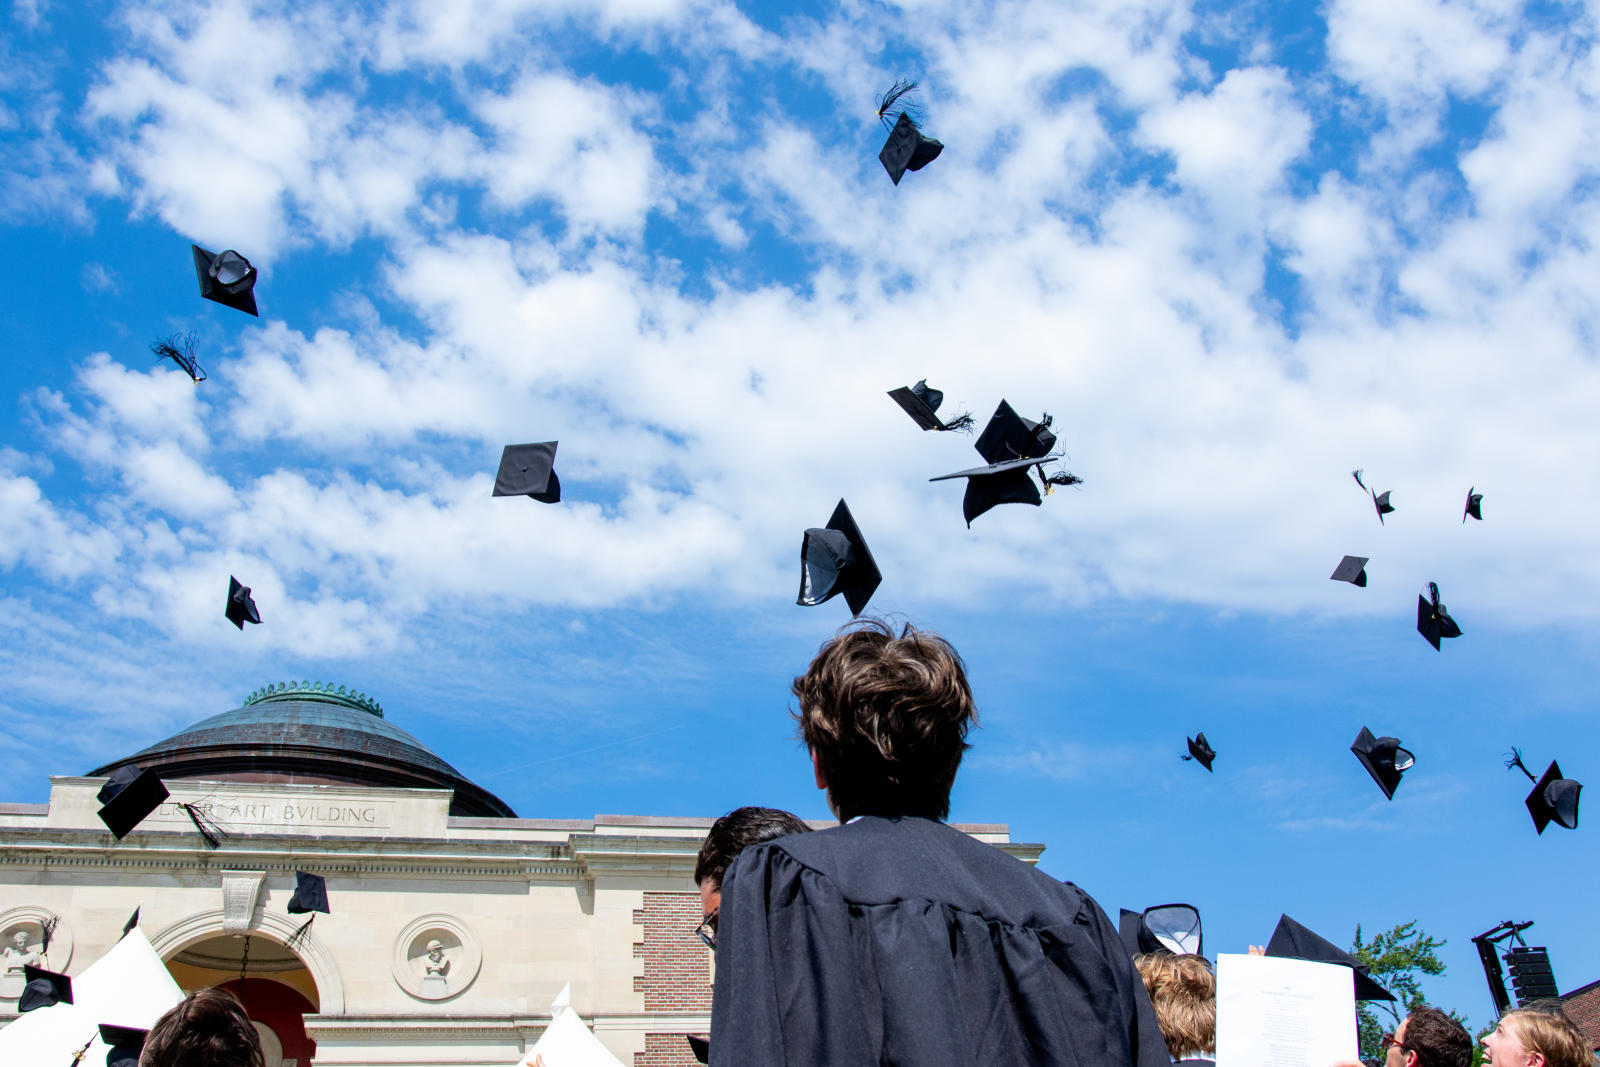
[180,802,225,849]
[286,916,315,951]
[1504,747,1537,783]
[150,332,207,382]
[938,412,975,433]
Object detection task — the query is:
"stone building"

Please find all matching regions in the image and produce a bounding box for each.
[0,681,1040,1066]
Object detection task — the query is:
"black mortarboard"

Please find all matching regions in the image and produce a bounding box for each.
[879,112,944,186]
[1330,555,1368,586]
[1265,914,1395,1002]
[121,907,140,939]
[798,499,881,617]
[96,767,170,840]
[99,1024,149,1066]
[226,576,262,630]
[18,964,72,1012]
[1120,904,1204,957]
[1464,487,1483,522]
[1350,727,1413,801]
[1181,732,1216,772]
[1507,750,1581,834]
[492,442,561,503]
[930,401,1079,526]
[288,871,330,914]
[887,380,972,432]
[1371,489,1394,523]
[686,1035,710,1063]
[190,244,259,317]
[1416,581,1461,650]
[150,333,206,383]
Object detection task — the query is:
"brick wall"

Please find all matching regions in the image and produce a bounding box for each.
[634,1031,709,1067]
[1561,979,1600,1051]
[631,891,712,1011]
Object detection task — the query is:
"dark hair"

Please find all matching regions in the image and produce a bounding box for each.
[694,806,812,888]
[1404,1007,1472,1067]
[140,987,264,1067]
[791,618,976,821]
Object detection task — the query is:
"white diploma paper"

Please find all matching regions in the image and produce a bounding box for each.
[1216,953,1359,1067]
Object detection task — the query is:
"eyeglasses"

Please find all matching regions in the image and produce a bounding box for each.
[1381,1033,1408,1052]
[694,909,718,950]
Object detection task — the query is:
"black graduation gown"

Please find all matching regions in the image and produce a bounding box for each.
[709,815,1170,1067]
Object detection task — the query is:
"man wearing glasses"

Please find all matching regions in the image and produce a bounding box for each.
[1339,1008,1472,1067]
[692,806,813,950]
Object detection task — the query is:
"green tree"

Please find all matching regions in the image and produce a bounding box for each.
[1351,921,1450,1062]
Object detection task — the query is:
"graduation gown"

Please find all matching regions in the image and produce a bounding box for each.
[709,815,1170,1067]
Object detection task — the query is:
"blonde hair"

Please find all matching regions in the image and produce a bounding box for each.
[1501,1009,1592,1067]
[1135,953,1216,1059]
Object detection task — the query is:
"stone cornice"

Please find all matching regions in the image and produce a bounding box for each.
[567,833,702,877]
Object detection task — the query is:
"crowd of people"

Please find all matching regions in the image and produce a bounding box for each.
[683,618,1594,1067]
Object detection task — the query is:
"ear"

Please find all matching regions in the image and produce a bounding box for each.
[810,747,828,790]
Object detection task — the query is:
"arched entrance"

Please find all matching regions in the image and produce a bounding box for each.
[162,934,319,1067]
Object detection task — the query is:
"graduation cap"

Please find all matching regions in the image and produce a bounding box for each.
[1119,904,1203,957]
[798,499,882,617]
[686,1035,710,1064]
[1350,727,1413,801]
[1265,914,1395,1002]
[286,871,328,950]
[1506,749,1581,834]
[1330,555,1368,587]
[120,908,140,939]
[96,767,170,840]
[1416,581,1461,650]
[1464,487,1483,522]
[930,401,1081,526]
[1371,489,1395,523]
[1180,732,1216,772]
[887,380,972,432]
[226,576,261,630]
[492,442,561,503]
[99,1024,148,1067]
[876,81,943,185]
[149,332,206,383]
[190,244,259,317]
[18,964,72,1012]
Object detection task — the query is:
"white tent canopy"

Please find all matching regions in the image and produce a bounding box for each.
[515,991,625,1067]
[0,928,185,1063]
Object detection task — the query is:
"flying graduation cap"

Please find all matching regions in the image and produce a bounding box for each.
[191,244,259,317]
[1371,489,1395,523]
[18,964,72,1012]
[1330,555,1368,587]
[887,380,973,432]
[149,333,206,383]
[99,1024,148,1067]
[1506,748,1581,834]
[1265,914,1396,1002]
[1416,581,1461,650]
[226,576,261,630]
[1464,487,1483,522]
[121,908,140,940]
[1350,727,1414,801]
[876,80,944,185]
[798,499,882,616]
[930,400,1081,526]
[493,442,561,503]
[1181,733,1216,772]
[1119,904,1203,957]
[687,1035,710,1064]
[96,767,170,840]
[286,871,329,950]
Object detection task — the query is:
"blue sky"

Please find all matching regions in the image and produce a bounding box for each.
[3,0,1599,1028]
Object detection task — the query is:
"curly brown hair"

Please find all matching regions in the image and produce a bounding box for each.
[139,987,264,1067]
[791,619,977,821]
[1402,1007,1471,1067]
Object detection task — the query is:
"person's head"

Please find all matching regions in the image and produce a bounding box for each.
[1133,953,1215,1059]
[139,987,264,1067]
[693,806,812,917]
[1483,1009,1592,1067]
[791,619,977,822]
[12,930,27,948]
[426,940,443,955]
[1386,1007,1472,1067]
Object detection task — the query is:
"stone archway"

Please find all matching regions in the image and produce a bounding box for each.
[149,908,344,1014]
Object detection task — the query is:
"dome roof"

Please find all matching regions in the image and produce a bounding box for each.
[89,682,514,818]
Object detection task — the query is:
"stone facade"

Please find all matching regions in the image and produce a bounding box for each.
[0,777,1039,1066]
